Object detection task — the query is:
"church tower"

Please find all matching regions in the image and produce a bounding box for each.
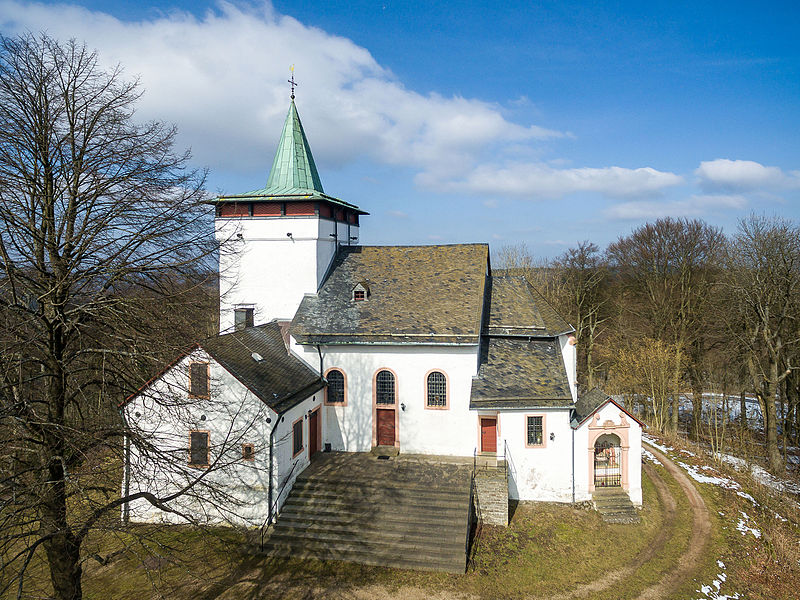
[214,98,367,332]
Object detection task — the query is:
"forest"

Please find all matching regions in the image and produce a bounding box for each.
[496,214,800,475]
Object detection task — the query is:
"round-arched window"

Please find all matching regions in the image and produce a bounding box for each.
[426,371,447,408]
[326,369,345,405]
[375,370,395,405]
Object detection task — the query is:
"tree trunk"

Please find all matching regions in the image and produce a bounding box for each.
[740,390,747,428]
[761,367,784,472]
[43,506,82,600]
[691,384,703,440]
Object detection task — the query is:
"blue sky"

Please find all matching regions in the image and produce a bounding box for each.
[1,1,798,256]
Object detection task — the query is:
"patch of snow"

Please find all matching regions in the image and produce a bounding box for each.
[676,461,759,506]
[680,449,697,457]
[642,434,672,454]
[642,448,662,465]
[718,453,800,496]
[694,559,740,600]
[736,512,762,538]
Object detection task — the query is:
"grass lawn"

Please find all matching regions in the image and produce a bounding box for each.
[10,468,671,600]
[8,444,797,600]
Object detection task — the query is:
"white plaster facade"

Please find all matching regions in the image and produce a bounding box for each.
[216,215,357,330]
[123,348,322,527]
[295,343,480,456]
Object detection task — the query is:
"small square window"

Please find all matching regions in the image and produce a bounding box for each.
[242,443,255,461]
[353,290,366,301]
[234,307,254,330]
[527,416,544,447]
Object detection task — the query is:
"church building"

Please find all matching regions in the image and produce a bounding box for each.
[122,95,642,536]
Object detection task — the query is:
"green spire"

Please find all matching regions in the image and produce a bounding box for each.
[263,100,324,195]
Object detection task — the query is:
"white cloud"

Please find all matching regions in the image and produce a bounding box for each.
[605,193,747,220]
[429,163,683,199]
[695,159,800,191]
[0,1,686,201]
[0,1,562,180]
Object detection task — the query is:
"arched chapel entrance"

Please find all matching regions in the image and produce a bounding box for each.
[593,433,621,487]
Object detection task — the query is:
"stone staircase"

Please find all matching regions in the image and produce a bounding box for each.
[592,488,641,523]
[261,452,473,573]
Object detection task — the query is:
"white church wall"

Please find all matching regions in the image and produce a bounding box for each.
[499,409,576,502]
[559,334,578,402]
[299,344,480,456]
[123,348,319,526]
[216,216,352,331]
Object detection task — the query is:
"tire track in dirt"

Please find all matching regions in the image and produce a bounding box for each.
[633,445,710,600]
[546,443,710,600]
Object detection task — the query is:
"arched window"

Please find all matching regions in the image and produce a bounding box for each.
[375,370,395,405]
[325,369,346,405]
[426,371,448,408]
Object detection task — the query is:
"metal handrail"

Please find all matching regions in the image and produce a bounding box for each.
[260,460,299,550]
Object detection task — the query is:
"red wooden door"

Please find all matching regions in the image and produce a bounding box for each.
[309,409,320,457]
[480,417,497,453]
[376,409,395,446]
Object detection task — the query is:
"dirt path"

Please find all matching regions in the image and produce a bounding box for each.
[632,445,711,600]
[546,444,710,600]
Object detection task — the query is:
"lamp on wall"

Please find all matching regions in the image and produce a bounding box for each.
[400,403,406,412]
[550,432,555,441]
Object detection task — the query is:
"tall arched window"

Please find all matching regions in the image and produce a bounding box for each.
[426,371,448,408]
[375,370,395,405]
[325,369,346,405]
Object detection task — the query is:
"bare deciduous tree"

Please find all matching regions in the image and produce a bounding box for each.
[724,214,800,472]
[554,241,610,390]
[0,34,228,600]
[607,217,725,435]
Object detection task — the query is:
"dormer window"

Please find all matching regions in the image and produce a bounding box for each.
[234,306,254,330]
[352,282,370,302]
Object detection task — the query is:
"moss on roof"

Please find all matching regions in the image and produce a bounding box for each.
[291,244,489,345]
[486,275,573,336]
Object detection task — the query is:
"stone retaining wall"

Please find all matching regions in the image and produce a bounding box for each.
[474,470,508,526]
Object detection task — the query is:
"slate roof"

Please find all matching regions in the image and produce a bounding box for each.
[291,244,489,345]
[469,338,573,409]
[202,322,324,414]
[487,275,573,337]
[573,388,611,423]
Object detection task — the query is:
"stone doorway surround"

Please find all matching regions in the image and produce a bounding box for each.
[587,411,631,495]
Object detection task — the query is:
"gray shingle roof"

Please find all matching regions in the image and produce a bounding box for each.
[469,338,573,409]
[573,388,611,423]
[487,275,573,337]
[291,244,489,345]
[203,322,324,414]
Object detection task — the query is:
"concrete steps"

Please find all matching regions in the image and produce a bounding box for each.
[593,488,641,524]
[261,454,472,573]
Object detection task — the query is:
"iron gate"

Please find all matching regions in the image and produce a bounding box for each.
[594,441,621,487]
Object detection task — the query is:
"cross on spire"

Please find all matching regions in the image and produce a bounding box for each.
[288,65,297,100]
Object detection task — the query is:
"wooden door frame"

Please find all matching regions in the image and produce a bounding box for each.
[309,406,321,457]
[478,414,499,454]
[372,367,400,448]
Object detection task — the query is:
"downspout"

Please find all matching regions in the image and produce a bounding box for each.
[267,413,279,526]
[120,408,131,524]
[571,419,576,504]
[316,345,324,379]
